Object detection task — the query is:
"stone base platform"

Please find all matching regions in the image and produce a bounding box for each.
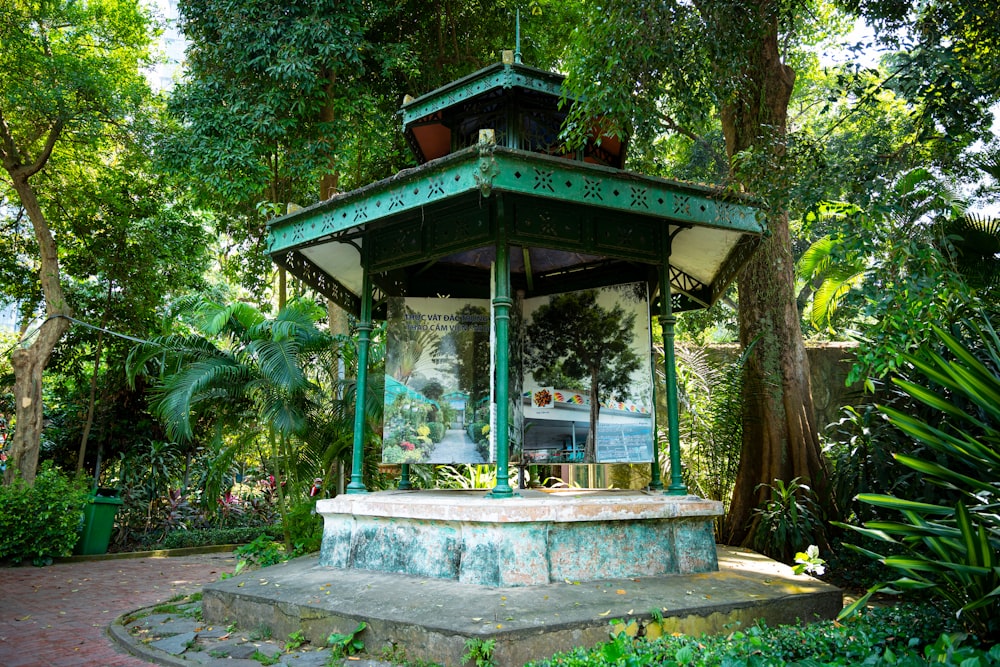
[201,546,842,666]
[316,489,723,586]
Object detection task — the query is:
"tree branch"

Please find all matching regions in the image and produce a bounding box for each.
[3,115,65,181]
[655,110,702,144]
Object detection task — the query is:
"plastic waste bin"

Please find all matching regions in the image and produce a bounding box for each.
[75,488,123,555]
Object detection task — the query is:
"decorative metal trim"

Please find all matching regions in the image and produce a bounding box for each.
[401,62,565,128]
[267,147,763,255]
[711,234,763,304]
[668,265,712,308]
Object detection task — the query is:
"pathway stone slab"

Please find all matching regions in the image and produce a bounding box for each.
[151,630,197,655]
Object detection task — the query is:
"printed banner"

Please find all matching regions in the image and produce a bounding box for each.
[383,296,492,464]
[519,283,654,464]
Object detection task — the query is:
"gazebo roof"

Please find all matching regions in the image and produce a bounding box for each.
[266,56,765,317]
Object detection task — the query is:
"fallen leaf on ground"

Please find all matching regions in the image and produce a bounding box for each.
[598,610,611,617]
[616,589,626,595]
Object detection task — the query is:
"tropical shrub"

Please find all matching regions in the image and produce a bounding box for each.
[528,603,988,667]
[283,498,323,553]
[427,421,445,443]
[672,343,744,514]
[839,319,1000,641]
[751,477,824,564]
[159,526,281,550]
[0,463,89,565]
[127,298,342,549]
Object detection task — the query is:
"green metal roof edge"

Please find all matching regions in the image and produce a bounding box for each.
[400,61,567,126]
[267,146,765,255]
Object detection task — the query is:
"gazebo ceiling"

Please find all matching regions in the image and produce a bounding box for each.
[268,144,765,316]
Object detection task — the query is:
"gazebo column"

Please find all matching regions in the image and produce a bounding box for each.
[398,464,413,490]
[488,200,515,499]
[346,265,373,494]
[659,241,687,496]
[649,335,665,491]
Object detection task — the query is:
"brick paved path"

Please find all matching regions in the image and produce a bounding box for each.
[0,553,234,667]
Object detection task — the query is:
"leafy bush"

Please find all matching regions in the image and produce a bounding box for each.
[426,421,445,443]
[751,477,824,563]
[673,343,744,513]
[839,320,1000,641]
[283,499,322,554]
[529,604,993,667]
[160,527,280,550]
[0,463,89,565]
[234,534,288,569]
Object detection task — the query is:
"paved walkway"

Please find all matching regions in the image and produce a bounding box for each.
[430,427,483,463]
[0,552,234,667]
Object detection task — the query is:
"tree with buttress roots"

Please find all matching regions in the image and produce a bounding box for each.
[563,0,1000,546]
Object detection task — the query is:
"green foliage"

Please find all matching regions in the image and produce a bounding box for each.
[671,343,744,516]
[854,0,1000,143]
[839,319,1000,641]
[825,403,919,527]
[282,499,323,554]
[233,534,287,570]
[426,422,446,444]
[795,170,989,388]
[751,477,824,564]
[159,527,280,550]
[127,297,344,548]
[327,621,366,657]
[792,545,827,576]
[0,463,88,565]
[284,630,306,651]
[437,465,497,490]
[463,637,496,667]
[528,605,983,667]
[250,649,281,666]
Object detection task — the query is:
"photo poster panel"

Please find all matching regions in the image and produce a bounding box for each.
[519,283,654,464]
[383,296,493,464]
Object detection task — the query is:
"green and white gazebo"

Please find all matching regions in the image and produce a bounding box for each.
[266,50,764,586]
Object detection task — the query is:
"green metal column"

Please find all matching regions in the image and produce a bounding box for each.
[660,239,687,496]
[488,199,515,499]
[649,336,664,491]
[398,463,412,490]
[346,265,373,494]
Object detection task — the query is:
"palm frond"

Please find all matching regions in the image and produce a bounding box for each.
[808,265,865,331]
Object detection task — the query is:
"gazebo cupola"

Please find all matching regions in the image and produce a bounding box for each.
[267,49,765,500]
[402,50,624,168]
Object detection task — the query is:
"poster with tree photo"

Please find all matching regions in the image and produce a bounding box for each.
[520,283,653,464]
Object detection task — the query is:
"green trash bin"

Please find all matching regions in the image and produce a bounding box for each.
[75,488,123,555]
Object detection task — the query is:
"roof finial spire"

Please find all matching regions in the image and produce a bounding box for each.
[515,8,522,64]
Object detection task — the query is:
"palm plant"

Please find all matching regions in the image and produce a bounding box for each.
[127,298,335,549]
[838,318,1000,641]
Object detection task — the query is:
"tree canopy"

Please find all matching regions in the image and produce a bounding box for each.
[0,0,160,484]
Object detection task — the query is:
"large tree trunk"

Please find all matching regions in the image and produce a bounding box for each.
[4,176,71,485]
[714,2,830,545]
[585,368,600,462]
